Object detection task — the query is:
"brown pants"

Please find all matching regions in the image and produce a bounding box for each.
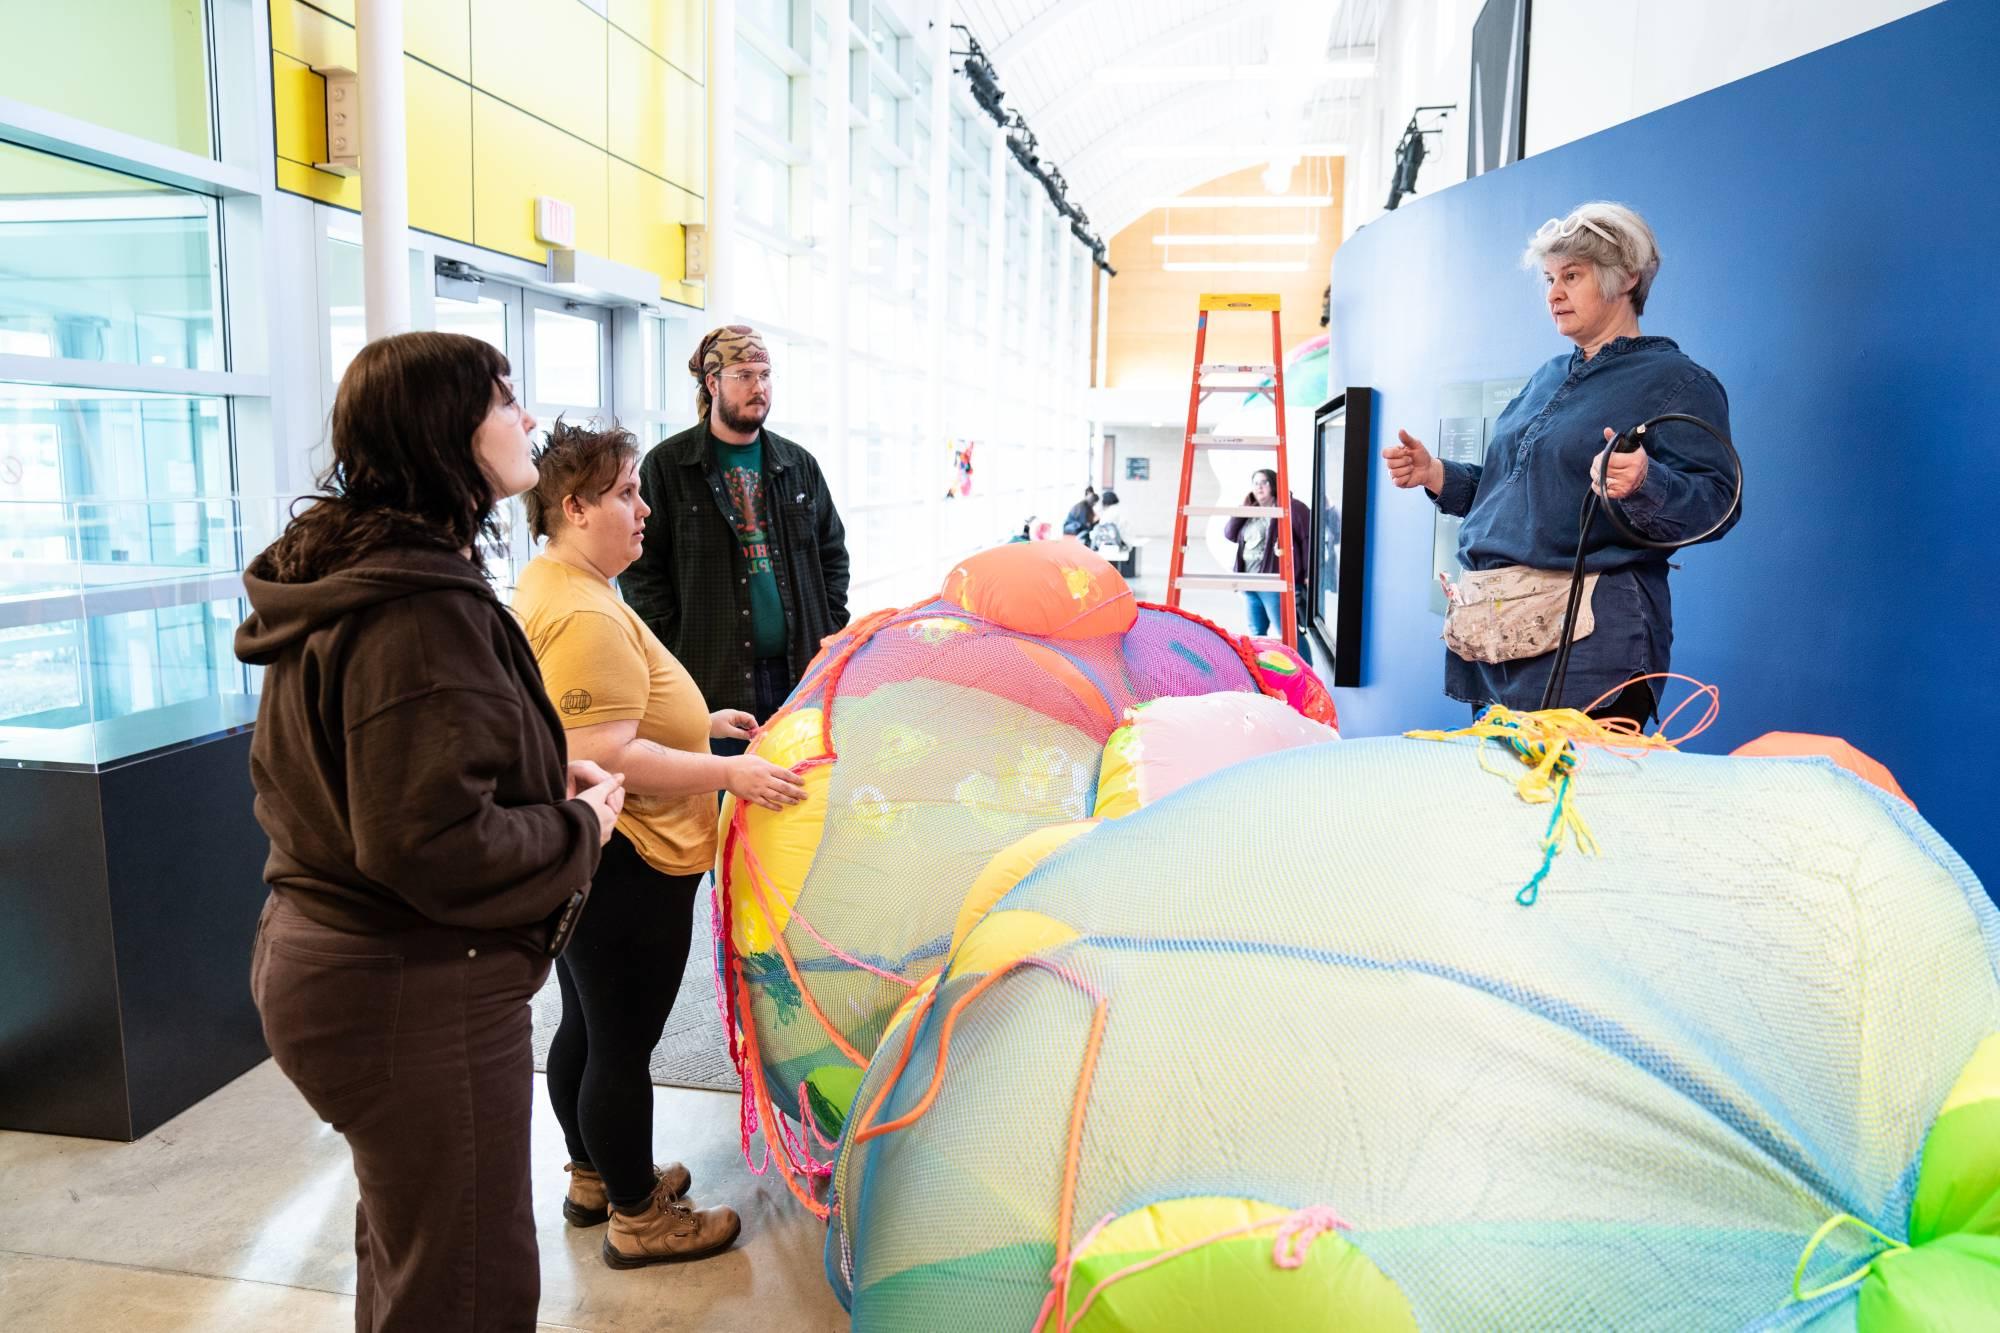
[251,894,551,1332]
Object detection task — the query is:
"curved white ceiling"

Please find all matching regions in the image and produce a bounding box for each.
[950,0,1387,238]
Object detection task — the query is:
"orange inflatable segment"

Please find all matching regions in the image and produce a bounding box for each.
[941,542,1138,640]
[1731,731,1914,808]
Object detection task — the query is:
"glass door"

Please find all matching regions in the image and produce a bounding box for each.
[430,272,616,590]
[523,293,612,428]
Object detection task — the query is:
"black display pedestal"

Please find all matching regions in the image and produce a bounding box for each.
[0,730,269,1140]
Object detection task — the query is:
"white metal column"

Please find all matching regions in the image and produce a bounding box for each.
[357,0,410,338]
[708,0,739,323]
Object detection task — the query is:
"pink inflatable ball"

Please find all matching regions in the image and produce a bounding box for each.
[1248,636,1338,730]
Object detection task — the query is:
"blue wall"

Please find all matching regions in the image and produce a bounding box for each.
[1329,0,1998,893]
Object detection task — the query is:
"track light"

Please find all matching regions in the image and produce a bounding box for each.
[952,23,1113,276]
[1384,105,1453,211]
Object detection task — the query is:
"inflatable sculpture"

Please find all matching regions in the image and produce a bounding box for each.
[828,736,2000,1331]
[714,540,1336,1211]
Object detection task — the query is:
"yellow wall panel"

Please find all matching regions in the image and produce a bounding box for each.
[609,0,704,79]
[473,92,609,264]
[405,1,471,79]
[602,28,706,196]
[267,0,704,295]
[608,159,701,292]
[407,59,473,239]
[671,60,706,196]
[3,0,212,156]
[470,0,608,148]
[277,156,358,208]
[272,52,329,165]
[269,0,356,68]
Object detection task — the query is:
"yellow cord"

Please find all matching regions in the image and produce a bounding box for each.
[1408,706,1677,902]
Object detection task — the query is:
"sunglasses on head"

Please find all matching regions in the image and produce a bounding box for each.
[1537,213,1617,245]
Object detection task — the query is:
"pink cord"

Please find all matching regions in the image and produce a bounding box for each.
[738,814,917,990]
[1273,1205,1351,1268]
[1050,1204,1351,1331]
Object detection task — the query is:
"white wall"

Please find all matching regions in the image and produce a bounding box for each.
[1342,0,1486,240]
[1524,0,1942,155]
[1344,0,1942,238]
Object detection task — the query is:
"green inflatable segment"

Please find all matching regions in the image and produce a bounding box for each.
[853,1242,1055,1330]
[1852,1055,2000,1330]
[806,1064,865,1140]
[1063,1232,1416,1332]
[1858,1233,2000,1331]
[1908,1098,2000,1243]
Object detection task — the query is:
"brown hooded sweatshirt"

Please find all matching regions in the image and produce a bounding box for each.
[235,545,599,938]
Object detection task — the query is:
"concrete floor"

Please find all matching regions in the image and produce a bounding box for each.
[0,1061,849,1332]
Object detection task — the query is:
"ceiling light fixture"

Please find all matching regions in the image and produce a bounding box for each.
[1150,233,1316,246]
[1124,143,1347,160]
[1161,260,1309,273]
[1095,61,1374,84]
[1150,194,1334,210]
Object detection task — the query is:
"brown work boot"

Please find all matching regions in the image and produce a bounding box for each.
[562,1160,692,1227]
[602,1180,742,1269]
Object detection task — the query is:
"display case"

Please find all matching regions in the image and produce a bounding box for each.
[1,495,285,1139]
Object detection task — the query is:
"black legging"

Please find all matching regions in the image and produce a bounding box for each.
[545,831,701,1210]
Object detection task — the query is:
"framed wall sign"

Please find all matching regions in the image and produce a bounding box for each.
[1308,388,1373,687]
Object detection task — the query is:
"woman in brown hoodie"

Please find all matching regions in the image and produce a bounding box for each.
[236,332,624,1331]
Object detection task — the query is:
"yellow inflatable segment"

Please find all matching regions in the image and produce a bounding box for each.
[1093,722,1144,821]
[953,908,1081,979]
[722,707,831,955]
[1940,1033,2000,1115]
[950,821,1099,955]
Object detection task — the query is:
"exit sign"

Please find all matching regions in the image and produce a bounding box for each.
[535,196,576,248]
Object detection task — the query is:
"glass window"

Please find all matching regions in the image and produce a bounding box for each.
[736,234,791,326]
[0,383,227,511]
[532,308,603,408]
[738,36,792,139]
[736,138,791,234]
[0,143,222,373]
[869,77,897,145]
[0,0,214,158]
[435,295,509,358]
[740,0,795,49]
[327,238,366,382]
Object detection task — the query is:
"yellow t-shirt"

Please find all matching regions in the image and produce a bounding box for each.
[512,554,716,876]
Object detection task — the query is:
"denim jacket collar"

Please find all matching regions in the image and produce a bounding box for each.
[1568,334,1679,375]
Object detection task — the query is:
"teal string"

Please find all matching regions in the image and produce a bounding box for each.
[1514,772,1571,907]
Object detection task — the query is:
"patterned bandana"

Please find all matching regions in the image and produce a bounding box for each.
[689,324,770,418]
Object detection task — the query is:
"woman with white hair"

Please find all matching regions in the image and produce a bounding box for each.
[1382,201,1741,724]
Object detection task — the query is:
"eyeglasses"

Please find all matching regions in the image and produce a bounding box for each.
[1537,213,1618,246]
[717,367,773,386]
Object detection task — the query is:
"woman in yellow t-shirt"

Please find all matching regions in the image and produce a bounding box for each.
[513,421,805,1270]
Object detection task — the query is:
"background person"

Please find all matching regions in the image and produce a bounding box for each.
[1223,468,1313,665]
[1383,201,1740,725]
[620,325,849,758]
[236,332,623,1330]
[514,421,805,1269]
[1062,485,1098,537]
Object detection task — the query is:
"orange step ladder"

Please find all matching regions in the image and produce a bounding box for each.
[1165,292,1297,648]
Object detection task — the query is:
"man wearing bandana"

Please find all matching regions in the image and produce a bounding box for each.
[622,326,850,752]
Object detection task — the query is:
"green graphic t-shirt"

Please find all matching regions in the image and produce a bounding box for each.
[715,434,788,659]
